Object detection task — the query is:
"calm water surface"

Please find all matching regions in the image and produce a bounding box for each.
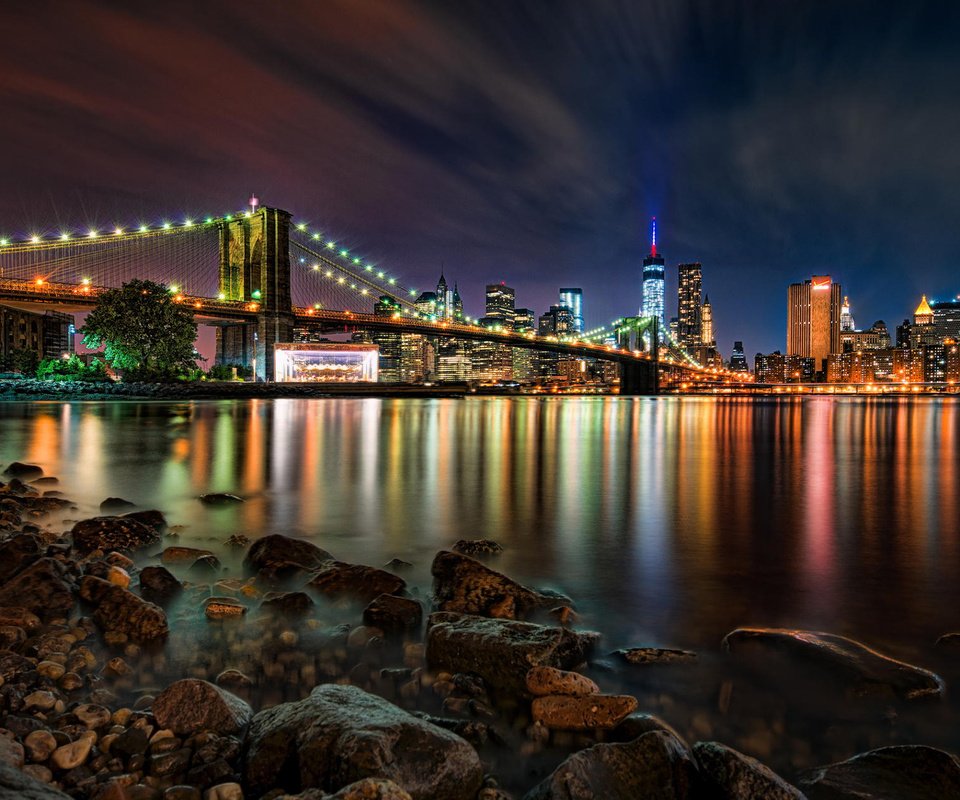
[2,396,959,650]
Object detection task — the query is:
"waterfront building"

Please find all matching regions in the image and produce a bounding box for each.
[274,343,378,383]
[914,295,933,325]
[754,351,815,384]
[641,217,665,339]
[559,288,584,333]
[0,304,75,370]
[787,275,842,378]
[909,296,938,348]
[414,291,438,318]
[436,338,473,382]
[700,295,715,347]
[676,262,702,351]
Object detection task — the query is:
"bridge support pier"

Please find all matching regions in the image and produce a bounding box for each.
[215,314,295,381]
[214,206,295,380]
[619,360,658,395]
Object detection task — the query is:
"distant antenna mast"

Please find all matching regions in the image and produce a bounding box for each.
[650,216,657,256]
[249,194,259,213]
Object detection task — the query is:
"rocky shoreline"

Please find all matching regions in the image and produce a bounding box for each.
[2,460,960,799]
[0,380,469,401]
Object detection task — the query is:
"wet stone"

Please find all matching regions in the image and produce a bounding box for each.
[71,516,160,556]
[613,647,698,666]
[694,741,804,799]
[531,694,639,730]
[152,679,252,736]
[526,666,600,697]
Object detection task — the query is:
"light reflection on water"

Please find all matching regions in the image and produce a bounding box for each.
[1,396,959,653]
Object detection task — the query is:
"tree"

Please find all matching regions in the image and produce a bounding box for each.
[82,279,198,379]
[36,355,109,382]
[8,348,39,376]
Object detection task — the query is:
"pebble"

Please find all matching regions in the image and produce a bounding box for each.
[37,660,66,680]
[24,729,57,762]
[24,690,57,711]
[75,703,112,729]
[525,666,600,697]
[205,598,247,619]
[204,783,243,800]
[51,733,95,770]
[108,565,132,588]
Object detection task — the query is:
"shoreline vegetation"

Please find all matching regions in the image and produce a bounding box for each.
[2,461,960,798]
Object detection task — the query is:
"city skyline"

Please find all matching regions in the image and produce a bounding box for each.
[2,2,960,356]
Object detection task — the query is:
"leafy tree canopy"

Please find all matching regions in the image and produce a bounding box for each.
[81,279,198,379]
[36,355,109,382]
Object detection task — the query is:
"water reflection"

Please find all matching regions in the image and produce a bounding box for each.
[1,397,958,649]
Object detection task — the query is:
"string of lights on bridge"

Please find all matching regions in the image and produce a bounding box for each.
[0,207,720,373]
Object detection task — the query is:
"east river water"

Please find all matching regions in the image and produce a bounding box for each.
[1,396,959,779]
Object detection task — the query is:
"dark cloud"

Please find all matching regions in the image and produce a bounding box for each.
[2,0,959,355]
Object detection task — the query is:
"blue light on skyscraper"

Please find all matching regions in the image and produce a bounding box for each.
[641,217,665,339]
[559,287,583,333]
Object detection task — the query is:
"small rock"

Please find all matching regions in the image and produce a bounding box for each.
[74,704,111,729]
[100,497,137,512]
[71,516,160,556]
[426,611,599,693]
[215,669,253,689]
[431,550,566,620]
[205,598,247,620]
[79,575,169,642]
[526,666,600,697]
[260,591,314,617]
[326,778,413,799]
[139,566,183,606]
[51,735,94,770]
[152,679,252,736]
[531,694,638,730]
[203,784,243,800]
[452,539,504,557]
[4,462,43,479]
[198,493,244,505]
[243,534,333,580]
[384,558,413,570]
[107,565,132,589]
[309,561,406,604]
[161,546,214,564]
[363,594,422,637]
[613,647,698,665]
[24,729,58,762]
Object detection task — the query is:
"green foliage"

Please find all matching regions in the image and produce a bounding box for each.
[35,355,109,382]
[8,348,39,376]
[206,363,251,381]
[81,279,198,380]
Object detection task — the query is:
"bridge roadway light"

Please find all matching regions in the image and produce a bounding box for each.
[114,227,123,235]
[0,239,7,246]
[162,222,171,230]
[218,292,226,300]
[139,225,148,233]
[60,233,70,241]
[87,230,98,239]
[30,235,40,243]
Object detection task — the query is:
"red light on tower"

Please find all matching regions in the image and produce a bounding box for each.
[650,217,657,257]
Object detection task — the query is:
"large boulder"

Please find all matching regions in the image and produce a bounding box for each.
[523,730,699,799]
[693,741,805,799]
[123,509,168,534]
[426,611,599,693]
[243,534,333,579]
[431,550,565,620]
[0,759,72,799]
[70,516,160,556]
[152,679,252,735]
[79,575,168,642]
[244,683,483,799]
[798,745,960,799]
[309,561,406,604]
[722,628,943,701]
[0,558,74,615]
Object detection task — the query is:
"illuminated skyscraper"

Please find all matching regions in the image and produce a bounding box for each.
[485,282,516,326]
[840,296,856,331]
[676,262,702,351]
[787,276,842,375]
[701,295,715,347]
[559,288,584,333]
[641,217,665,339]
[730,341,748,372]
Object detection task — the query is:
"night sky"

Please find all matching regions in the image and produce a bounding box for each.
[2,0,959,356]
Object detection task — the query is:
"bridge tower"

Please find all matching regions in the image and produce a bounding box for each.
[214,206,295,380]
